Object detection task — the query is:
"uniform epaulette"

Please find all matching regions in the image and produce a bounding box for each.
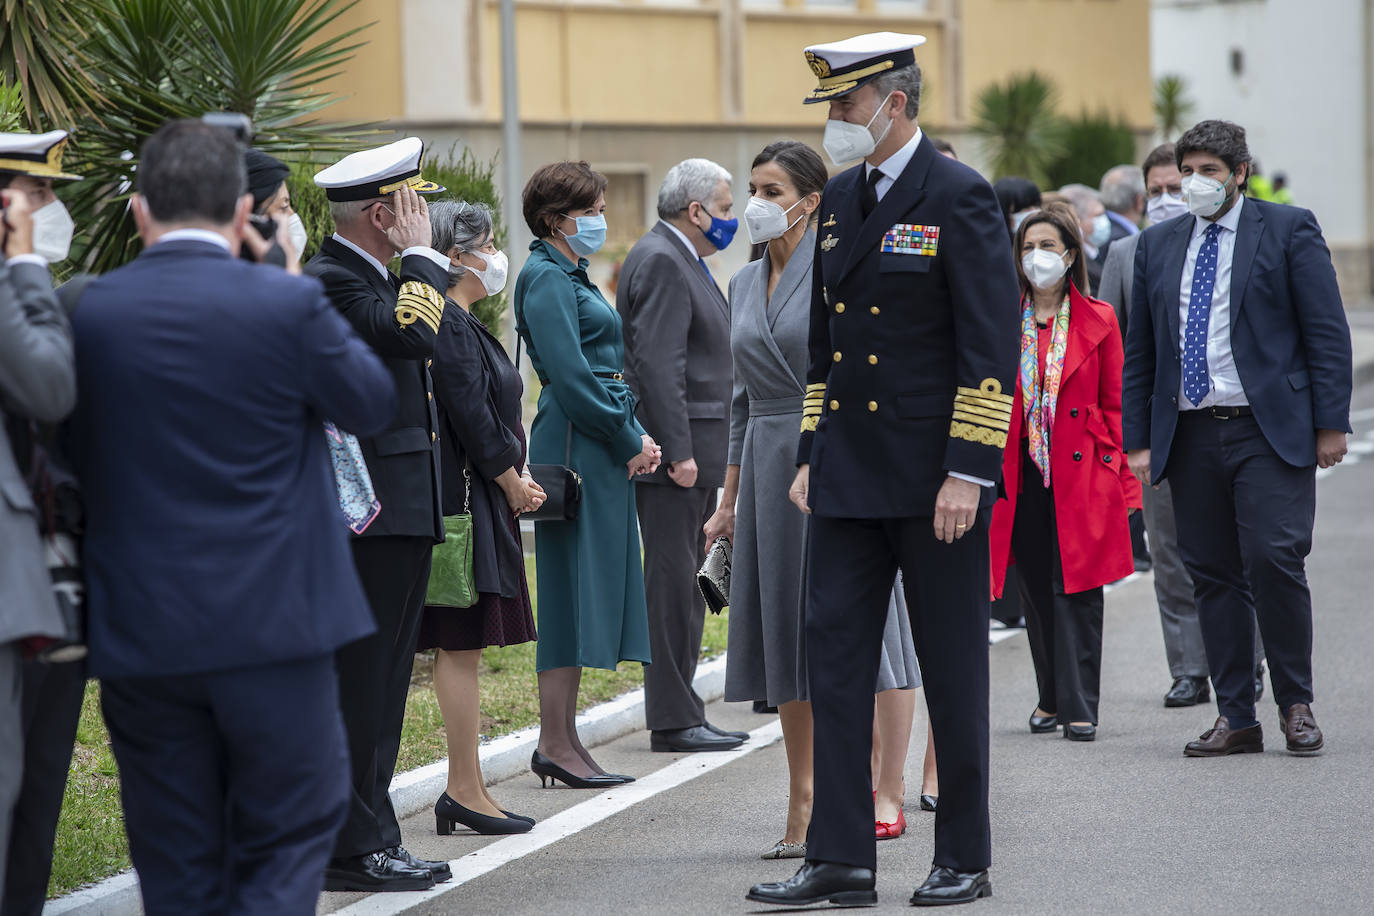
[951,378,1013,448]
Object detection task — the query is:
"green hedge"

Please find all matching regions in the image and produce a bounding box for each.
[1045,111,1137,190]
[288,145,508,332]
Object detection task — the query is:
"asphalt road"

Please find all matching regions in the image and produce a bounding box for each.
[320,381,1374,916]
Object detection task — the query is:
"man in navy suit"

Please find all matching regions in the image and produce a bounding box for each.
[1123,120,1353,759]
[68,120,396,915]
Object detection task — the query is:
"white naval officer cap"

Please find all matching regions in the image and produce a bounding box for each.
[802,32,927,104]
[313,136,445,202]
[0,129,82,181]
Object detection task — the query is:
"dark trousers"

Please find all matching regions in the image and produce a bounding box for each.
[101,655,348,916]
[2,658,85,916]
[333,535,432,858]
[635,484,715,731]
[805,512,991,873]
[1167,413,1316,724]
[1011,462,1104,725]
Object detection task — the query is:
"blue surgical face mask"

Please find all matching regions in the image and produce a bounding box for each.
[1088,212,1112,248]
[696,203,738,251]
[561,213,607,257]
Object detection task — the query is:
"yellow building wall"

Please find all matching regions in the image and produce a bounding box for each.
[318,0,404,122]
[740,14,946,127]
[961,0,1153,128]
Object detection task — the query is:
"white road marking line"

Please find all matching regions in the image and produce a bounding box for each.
[332,720,785,915]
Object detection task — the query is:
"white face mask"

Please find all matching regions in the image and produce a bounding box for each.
[1022,248,1070,290]
[1146,191,1189,225]
[31,199,74,263]
[286,212,308,256]
[822,92,895,166]
[1182,171,1233,218]
[464,249,509,297]
[1088,212,1111,248]
[743,195,805,245]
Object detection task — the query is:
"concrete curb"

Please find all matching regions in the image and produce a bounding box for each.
[43,656,730,915]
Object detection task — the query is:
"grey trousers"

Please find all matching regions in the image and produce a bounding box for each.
[1144,480,1262,679]
[636,483,715,731]
[0,643,22,900]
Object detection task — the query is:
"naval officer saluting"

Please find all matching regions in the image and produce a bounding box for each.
[306,138,455,892]
[747,33,1019,908]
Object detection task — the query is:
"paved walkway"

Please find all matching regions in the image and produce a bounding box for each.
[318,383,1374,915]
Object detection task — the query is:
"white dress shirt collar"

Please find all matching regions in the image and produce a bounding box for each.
[660,219,700,259]
[155,228,232,252]
[865,126,924,187]
[1192,191,1245,239]
[332,232,391,280]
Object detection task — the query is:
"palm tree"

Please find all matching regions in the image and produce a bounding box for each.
[1154,74,1195,141]
[0,0,103,129]
[972,72,1065,187]
[65,0,375,273]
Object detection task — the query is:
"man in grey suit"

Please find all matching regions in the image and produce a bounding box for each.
[1099,142,1263,709]
[0,154,79,899]
[619,158,745,752]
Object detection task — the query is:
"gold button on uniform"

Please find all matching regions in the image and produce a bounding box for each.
[870,306,880,315]
[426,359,432,368]
[830,399,840,411]
[431,432,436,442]
[427,391,433,401]
[835,302,846,314]
[833,351,843,363]
[868,401,878,412]
[868,354,878,365]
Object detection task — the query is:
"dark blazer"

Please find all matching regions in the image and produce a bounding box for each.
[799,134,1021,517]
[69,240,396,678]
[1122,199,1353,482]
[618,221,733,489]
[305,237,451,541]
[431,303,525,598]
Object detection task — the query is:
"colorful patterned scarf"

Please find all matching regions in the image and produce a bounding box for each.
[1019,293,1071,487]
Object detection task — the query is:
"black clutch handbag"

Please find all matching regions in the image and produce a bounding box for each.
[697,536,731,615]
[517,336,583,522]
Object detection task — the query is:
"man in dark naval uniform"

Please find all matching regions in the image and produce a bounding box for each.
[306,138,455,892]
[747,32,1019,909]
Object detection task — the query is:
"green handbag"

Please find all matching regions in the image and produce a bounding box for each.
[426,467,477,608]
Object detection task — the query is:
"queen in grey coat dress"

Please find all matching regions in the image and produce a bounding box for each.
[720,232,919,708]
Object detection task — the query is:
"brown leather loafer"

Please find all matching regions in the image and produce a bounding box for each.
[1280,703,1324,755]
[1184,716,1263,757]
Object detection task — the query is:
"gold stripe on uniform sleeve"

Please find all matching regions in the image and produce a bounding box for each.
[950,421,1008,448]
[801,382,827,432]
[397,281,445,333]
[952,402,1012,426]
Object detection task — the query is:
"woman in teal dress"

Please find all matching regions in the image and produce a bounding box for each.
[514,161,662,788]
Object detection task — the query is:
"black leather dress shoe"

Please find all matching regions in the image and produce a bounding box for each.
[1164,675,1211,707]
[387,845,451,882]
[910,865,992,906]
[746,861,877,907]
[1063,723,1096,742]
[920,794,938,812]
[650,725,743,752]
[1028,711,1058,734]
[1280,703,1323,755]
[704,720,750,741]
[324,851,435,892]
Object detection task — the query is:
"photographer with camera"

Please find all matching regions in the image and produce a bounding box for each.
[66,118,397,915]
[0,128,80,907]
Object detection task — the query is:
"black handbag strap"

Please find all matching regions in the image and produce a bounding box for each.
[515,332,573,466]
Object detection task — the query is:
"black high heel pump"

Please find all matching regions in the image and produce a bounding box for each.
[530,750,627,789]
[434,793,533,836]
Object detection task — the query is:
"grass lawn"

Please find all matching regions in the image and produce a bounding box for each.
[48,552,730,899]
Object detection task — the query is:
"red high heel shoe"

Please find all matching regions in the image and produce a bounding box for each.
[875,808,906,840]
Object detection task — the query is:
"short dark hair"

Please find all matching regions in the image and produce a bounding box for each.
[751,140,828,200]
[1013,201,1089,300]
[138,119,246,224]
[1175,120,1251,190]
[522,161,607,239]
[993,176,1042,237]
[931,137,957,159]
[1141,143,1176,184]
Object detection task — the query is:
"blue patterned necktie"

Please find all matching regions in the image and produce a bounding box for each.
[1182,222,1223,406]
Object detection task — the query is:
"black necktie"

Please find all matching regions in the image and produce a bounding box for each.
[861,168,882,219]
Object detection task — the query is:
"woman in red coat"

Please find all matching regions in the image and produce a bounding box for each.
[989,203,1143,743]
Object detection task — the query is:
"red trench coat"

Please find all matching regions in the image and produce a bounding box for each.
[990,284,1143,598]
